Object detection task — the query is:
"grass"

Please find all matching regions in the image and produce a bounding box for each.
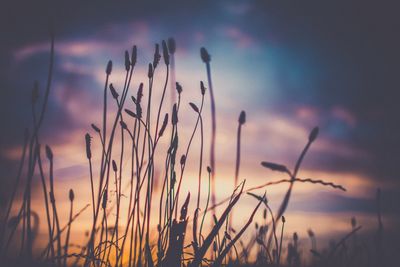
[0,34,394,267]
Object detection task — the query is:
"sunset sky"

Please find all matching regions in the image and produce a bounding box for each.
[1,1,399,253]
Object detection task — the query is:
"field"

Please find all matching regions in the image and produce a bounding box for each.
[0,34,397,267]
[1,2,400,266]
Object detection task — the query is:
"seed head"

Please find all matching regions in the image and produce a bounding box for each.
[213,241,217,252]
[85,133,92,159]
[125,109,136,118]
[189,102,199,113]
[109,84,119,99]
[102,191,108,209]
[207,166,212,173]
[106,60,112,75]
[158,113,169,137]
[136,103,142,119]
[148,63,153,78]
[239,110,246,125]
[112,160,117,172]
[172,104,178,125]
[153,44,161,69]
[200,47,211,63]
[180,154,186,165]
[351,217,357,228]
[137,83,143,103]
[69,189,74,202]
[200,81,206,95]
[120,120,127,130]
[162,40,169,66]
[91,124,100,133]
[261,161,289,173]
[124,50,130,71]
[167,37,176,54]
[176,82,182,94]
[307,229,314,238]
[131,45,137,67]
[45,145,53,160]
[308,127,319,143]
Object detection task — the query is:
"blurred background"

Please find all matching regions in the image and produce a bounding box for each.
[1,0,399,257]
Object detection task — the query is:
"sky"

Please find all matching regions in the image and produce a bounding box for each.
[1,0,400,254]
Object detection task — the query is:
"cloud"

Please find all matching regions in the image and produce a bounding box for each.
[220,26,255,49]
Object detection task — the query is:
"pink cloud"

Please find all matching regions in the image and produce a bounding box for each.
[331,106,357,128]
[295,105,320,123]
[222,26,254,49]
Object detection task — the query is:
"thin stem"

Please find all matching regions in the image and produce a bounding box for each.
[64,194,74,267]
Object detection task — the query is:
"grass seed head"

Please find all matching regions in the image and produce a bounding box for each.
[308,229,315,238]
[189,102,199,113]
[131,45,137,67]
[106,60,112,75]
[261,161,289,173]
[200,81,206,95]
[162,40,169,65]
[112,160,117,172]
[148,63,153,78]
[125,109,137,118]
[91,124,100,133]
[200,47,211,63]
[124,50,130,71]
[85,133,92,159]
[69,189,74,202]
[176,82,182,94]
[172,103,178,125]
[308,127,319,143]
[168,37,176,54]
[137,83,144,103]
[45,145,53,160]
[239,110,246,125]
[120,120,127,130]
[109,84,119,99]
[153,43,161,68]
[351,217,357,228]
[102,191,108,209]
[158,113,169,137]
[180,154,186,165]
